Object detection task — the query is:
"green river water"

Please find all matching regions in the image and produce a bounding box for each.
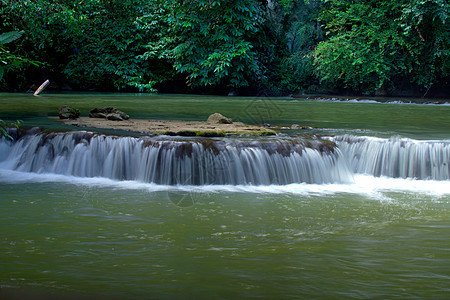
[0,93,449,299]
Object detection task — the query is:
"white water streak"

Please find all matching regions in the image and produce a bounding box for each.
[1,169,449,198]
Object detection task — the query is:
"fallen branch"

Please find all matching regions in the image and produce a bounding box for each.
[33,79,50,96]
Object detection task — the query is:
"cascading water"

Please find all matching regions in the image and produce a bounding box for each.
[0,131,353,185]
[332,135,450,180]
[2,131,449,185]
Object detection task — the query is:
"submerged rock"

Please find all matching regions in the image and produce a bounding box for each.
[89,107,129,121]
[58,105,80,119]
[207,113,233,124]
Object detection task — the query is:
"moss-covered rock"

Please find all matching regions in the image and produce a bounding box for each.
[58,105,80,119]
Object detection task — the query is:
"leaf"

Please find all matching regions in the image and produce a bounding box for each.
[0,31,24,45]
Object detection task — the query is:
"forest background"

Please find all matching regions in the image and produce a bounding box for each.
[0,0,448,97]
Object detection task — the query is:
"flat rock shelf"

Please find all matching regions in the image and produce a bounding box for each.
[59,117,277,137]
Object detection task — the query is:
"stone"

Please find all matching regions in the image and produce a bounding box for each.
[89,107,129,121]
[106,113,126,121]
[207,113,232,124]
[90,112,107,119]
[58,105,80,119]
[291,124,310,130]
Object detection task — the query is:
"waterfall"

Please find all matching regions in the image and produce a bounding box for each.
[0,131,353,185]
[3,131,448,185]
[333,135,450,180]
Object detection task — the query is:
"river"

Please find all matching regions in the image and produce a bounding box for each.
[0,93,449,299]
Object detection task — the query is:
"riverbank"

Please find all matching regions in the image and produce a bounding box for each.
[59,117,277,137]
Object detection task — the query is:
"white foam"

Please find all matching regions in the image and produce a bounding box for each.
[1,170,448,198]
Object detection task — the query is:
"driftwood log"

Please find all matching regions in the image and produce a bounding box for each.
[33,79,50,96]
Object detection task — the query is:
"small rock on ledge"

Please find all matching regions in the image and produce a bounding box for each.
[207,113,233,124]
[89,107,129,121]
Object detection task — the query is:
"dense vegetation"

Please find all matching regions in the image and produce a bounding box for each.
[0,0,448,96]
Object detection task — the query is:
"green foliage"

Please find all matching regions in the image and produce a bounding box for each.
[0,119,21,140]
[0,0,448,95]
[143,0,263,89]
[314,0,449,94]
[62,0,159,91]
[314,0,407,93]
[0,28,27,135]
[0,29,40,83]
[265,0,323,94]
[399,0,449,90]
[2,0,158,91]
[0,30,23,45]
[1,0,78,89]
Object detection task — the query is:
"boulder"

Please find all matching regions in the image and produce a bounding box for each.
[89,107,129,121]
[58,105,80,119]
[207,113,233,124]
